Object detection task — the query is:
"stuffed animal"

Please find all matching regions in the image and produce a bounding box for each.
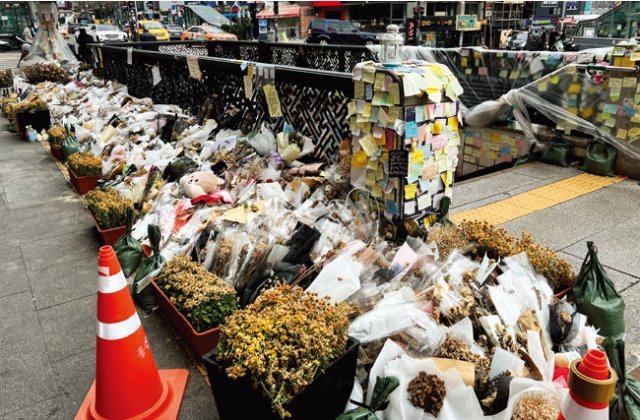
[179,171,224,198]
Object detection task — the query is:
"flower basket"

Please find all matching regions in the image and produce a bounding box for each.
[50,143,63,161]
[202,338,360,420]
[150,279,221,357]
[68,166,100,195]
[88,210,126,246]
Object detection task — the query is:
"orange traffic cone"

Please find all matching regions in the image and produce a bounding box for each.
[76,246,188,419]
[558,349,616,420]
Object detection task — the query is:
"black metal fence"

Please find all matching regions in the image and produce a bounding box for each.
[95,43,354,161]
[105,40,378,74]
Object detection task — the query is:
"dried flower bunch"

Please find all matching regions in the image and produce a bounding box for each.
[0,69,13,88]
[459,221,575,291]
[157,256,238,332]
[68,152,102,177]
[216,285,349,418]
[428,224,471,259]
[47,125,67,145]
[435,335,491,394]
[14,98,47,113]
[85,188,133,230]
[511,395,559,420]
[407,371,446,416]
[21,63,71,84]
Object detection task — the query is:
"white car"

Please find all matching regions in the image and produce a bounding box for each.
[89,24,127,42]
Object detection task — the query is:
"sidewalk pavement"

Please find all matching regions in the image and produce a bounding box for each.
[0,121,216,419]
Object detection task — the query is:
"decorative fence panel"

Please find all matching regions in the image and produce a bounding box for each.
[96,44,353,161]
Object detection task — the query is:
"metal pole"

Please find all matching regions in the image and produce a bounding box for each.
[459,1,465,47]
[274,2,279,43]
[560,1,567,32]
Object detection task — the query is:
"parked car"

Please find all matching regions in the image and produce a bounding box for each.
[180,25,238,41]
[166,24,183,40]
[306,19,378,45]
[138,20,170,41]
[507,31,528,50]
[89,24,127,42]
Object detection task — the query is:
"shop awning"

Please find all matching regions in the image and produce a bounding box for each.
[257,4,301,19]
[184,5,230,27]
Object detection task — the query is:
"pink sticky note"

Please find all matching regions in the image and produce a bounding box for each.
[427,104,436,119]
[431,134,448,150]
[418,124,427,141]
[478,67,488,76]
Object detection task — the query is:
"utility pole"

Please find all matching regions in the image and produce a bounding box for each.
[273,2,279,43]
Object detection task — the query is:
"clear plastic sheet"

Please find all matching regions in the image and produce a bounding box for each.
[21,2,78,69]
[502,64,640,161]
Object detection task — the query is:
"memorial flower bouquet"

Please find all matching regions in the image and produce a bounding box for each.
[85,188,133,230]
[20,62,71,84]
[156,256,238,333]
[216,285,349,418]
[47,125,67,146]
[67,152,102,177]
[0,69,13,88]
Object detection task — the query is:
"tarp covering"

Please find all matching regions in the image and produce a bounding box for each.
[184,5,230,27]
[21,1,77,69]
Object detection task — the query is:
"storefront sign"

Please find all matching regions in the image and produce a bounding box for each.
[419,17,454,28]
[456,15,479,31]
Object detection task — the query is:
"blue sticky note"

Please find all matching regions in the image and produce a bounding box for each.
[623,103,636,117]
[604,103,619,114]
[365,84,373,100]
[419,180,431,192]
[406,121,419,138]
[419,144,431,158]
[500,145,511,154]
[386,199,400,215]
[370,106,380,122]
[416,106,425,122]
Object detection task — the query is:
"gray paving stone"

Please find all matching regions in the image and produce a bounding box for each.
[0,397,65,420]
[37,295,96,361]
[622,284,640,369]
[0,207,16,246]
[499,206,606,251]
[552,180,640,230]
[3,177,73,205]
[8,198,92,243]
[556,251,639,291]
[562,216,640,279]
[0,292,59,416]
[452,171,538,207]
[20,230,99,309]
[511,162,582,180]
[0,242,30,299]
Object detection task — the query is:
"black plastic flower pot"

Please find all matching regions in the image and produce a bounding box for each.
[202,338,360,420]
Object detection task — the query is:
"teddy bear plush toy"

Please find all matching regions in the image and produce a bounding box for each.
[179,171,224,199]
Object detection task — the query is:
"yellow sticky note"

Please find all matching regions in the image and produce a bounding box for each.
[404,183,417,200]
[362,66,375,83]
[388,106,399,124]
[461,57,468,67]
[374,73,385,91]
[550,75,560,84]
[411,150,424,163]
[617,128,628,139]
[376,163,384,180]
[263,84,283,118]
[375,129,386,146]
[367,158,378,170]
[351,151,367,168]
[359,134,378,157]
[448,116,458,131]
[247,66,253,79]
[569,83,581,94]
[465,68,472,75]
[389,83,400,105]
[432,122,442,134]
[538,80,548,92]
[372,183,382,198]
[354,81,365,99]
[363,102,372,118]
[623,77,637,88]
[347,101,356,116]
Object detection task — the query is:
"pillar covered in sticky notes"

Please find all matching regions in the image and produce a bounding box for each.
[350,60,463,228]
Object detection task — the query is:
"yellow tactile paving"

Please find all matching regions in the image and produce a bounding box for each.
[450,173,624,225]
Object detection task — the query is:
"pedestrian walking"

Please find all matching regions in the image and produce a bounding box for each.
[77,28,95,64]
[22,25,34,44]
[139,27,158,51]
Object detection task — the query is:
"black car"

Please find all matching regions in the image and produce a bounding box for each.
[307,19,378,46]
[166,24,183,41]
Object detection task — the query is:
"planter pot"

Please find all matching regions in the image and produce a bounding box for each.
[203,338,360,420]
[88,210,126,246]
[16,109,51,139]
[50,143,63,161]
[68,166,100,195]
[151,280,221,357]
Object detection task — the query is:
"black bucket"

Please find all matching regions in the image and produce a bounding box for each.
[202,338,360,420]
